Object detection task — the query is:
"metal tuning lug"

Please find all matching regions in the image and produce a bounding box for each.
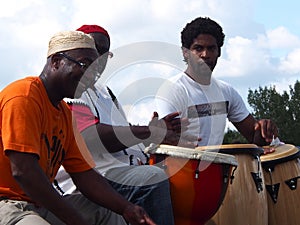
[266,183,280,203]
[285,176,300,190]
[251,172,263,193]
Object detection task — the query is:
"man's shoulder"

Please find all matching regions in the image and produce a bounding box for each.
[1,76,43,102]
[213,78,235,91]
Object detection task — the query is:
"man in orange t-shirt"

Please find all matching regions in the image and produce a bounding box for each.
[0,30,155,225]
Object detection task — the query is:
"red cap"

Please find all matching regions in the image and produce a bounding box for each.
[77,24,110,40]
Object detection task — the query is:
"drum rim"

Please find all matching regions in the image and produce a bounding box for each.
[145,144,238,166]
[196,143,259,150]
[261,144,300,162]
[261,145,300,167]
[197,144,264,156]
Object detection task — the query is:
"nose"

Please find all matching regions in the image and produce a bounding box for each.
[200,49,209,58]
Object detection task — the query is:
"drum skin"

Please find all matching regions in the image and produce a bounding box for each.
[205,144,268,225]
[147,144,237,225]
[261,144,300,225]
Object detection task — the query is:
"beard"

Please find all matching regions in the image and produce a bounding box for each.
[192,58,213,78]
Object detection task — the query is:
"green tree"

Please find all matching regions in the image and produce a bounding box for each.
[248,80,299,145]
[224,80,300,145]
[223,128,247,144]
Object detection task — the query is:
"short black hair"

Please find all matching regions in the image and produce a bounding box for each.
[181,17,225,49]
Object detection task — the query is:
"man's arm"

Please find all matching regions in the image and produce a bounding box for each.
[6,151,89,225]
[70,169,156,225]
[85,111,195,153]
[233,114,278,146]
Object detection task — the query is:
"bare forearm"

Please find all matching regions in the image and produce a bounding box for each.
[8,151,88,225]
[15,168,87,225]
[95,123,150,152]
[72,169,132,215]
[233,114,276,146]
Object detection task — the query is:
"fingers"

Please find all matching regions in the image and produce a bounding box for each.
[257,119,278,142]
[123,204,157,225]
[163,111,181,121]
[163,116,189,132]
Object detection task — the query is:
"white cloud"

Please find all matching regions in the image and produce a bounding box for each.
[215,36,272,79]
[266,26,300,49]
[0,0,40,18]
[279,48,300,74]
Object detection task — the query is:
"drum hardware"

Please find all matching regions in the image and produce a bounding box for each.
[225,164,237,185]
[251,172,264,193]
[251,155,264,193]
[265,167,280,203]
[285,176,300,190]
[195,160,201,179]
[283,157,300,190]
[229,166,237,184]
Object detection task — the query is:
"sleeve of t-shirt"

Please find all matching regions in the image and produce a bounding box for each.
[2,96,42,156]
[227,87,250,123]
[68,103,99,132]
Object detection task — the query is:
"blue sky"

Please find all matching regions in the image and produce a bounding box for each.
[1,0,299,125]
[254,1,300,34]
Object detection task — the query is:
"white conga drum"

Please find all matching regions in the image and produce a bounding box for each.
[145,144,238,225]
[203,144,268,225]
[261,144,300,225]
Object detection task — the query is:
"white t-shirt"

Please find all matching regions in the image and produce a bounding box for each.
[79,86,148,174]
[155,73,249,146]
[55,86,147,194]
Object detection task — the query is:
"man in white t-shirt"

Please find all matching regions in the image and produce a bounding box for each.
[155,17,278,147]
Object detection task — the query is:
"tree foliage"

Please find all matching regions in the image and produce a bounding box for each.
[224,80,300,146]
[223,128,247,144]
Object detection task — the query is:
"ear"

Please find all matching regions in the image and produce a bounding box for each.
[50,53,63,70]
[182,47,190,61]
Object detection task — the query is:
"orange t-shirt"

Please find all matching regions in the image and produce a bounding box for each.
[0,77,95,202]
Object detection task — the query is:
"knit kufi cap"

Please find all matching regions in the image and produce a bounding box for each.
[47,30,97,57]
[76,25,110,41]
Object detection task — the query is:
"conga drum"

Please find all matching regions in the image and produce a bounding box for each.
[145,144,238,225]
[203,144,268,225]
[261,144,300,225]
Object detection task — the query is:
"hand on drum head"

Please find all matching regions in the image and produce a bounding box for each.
[254,119,279,145]
[263,146,276,155]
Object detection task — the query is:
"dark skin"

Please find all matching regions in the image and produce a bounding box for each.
[183,34,278,145]
[80,32,198,155]
[7,48,156,225]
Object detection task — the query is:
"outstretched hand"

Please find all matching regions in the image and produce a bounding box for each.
[148,111,199,147]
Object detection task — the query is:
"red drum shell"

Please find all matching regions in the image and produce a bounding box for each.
[147,144,237,225]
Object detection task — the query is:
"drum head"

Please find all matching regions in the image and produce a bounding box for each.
[261,144,300,162]
[145,144,238,166]
[196,144,264,157]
